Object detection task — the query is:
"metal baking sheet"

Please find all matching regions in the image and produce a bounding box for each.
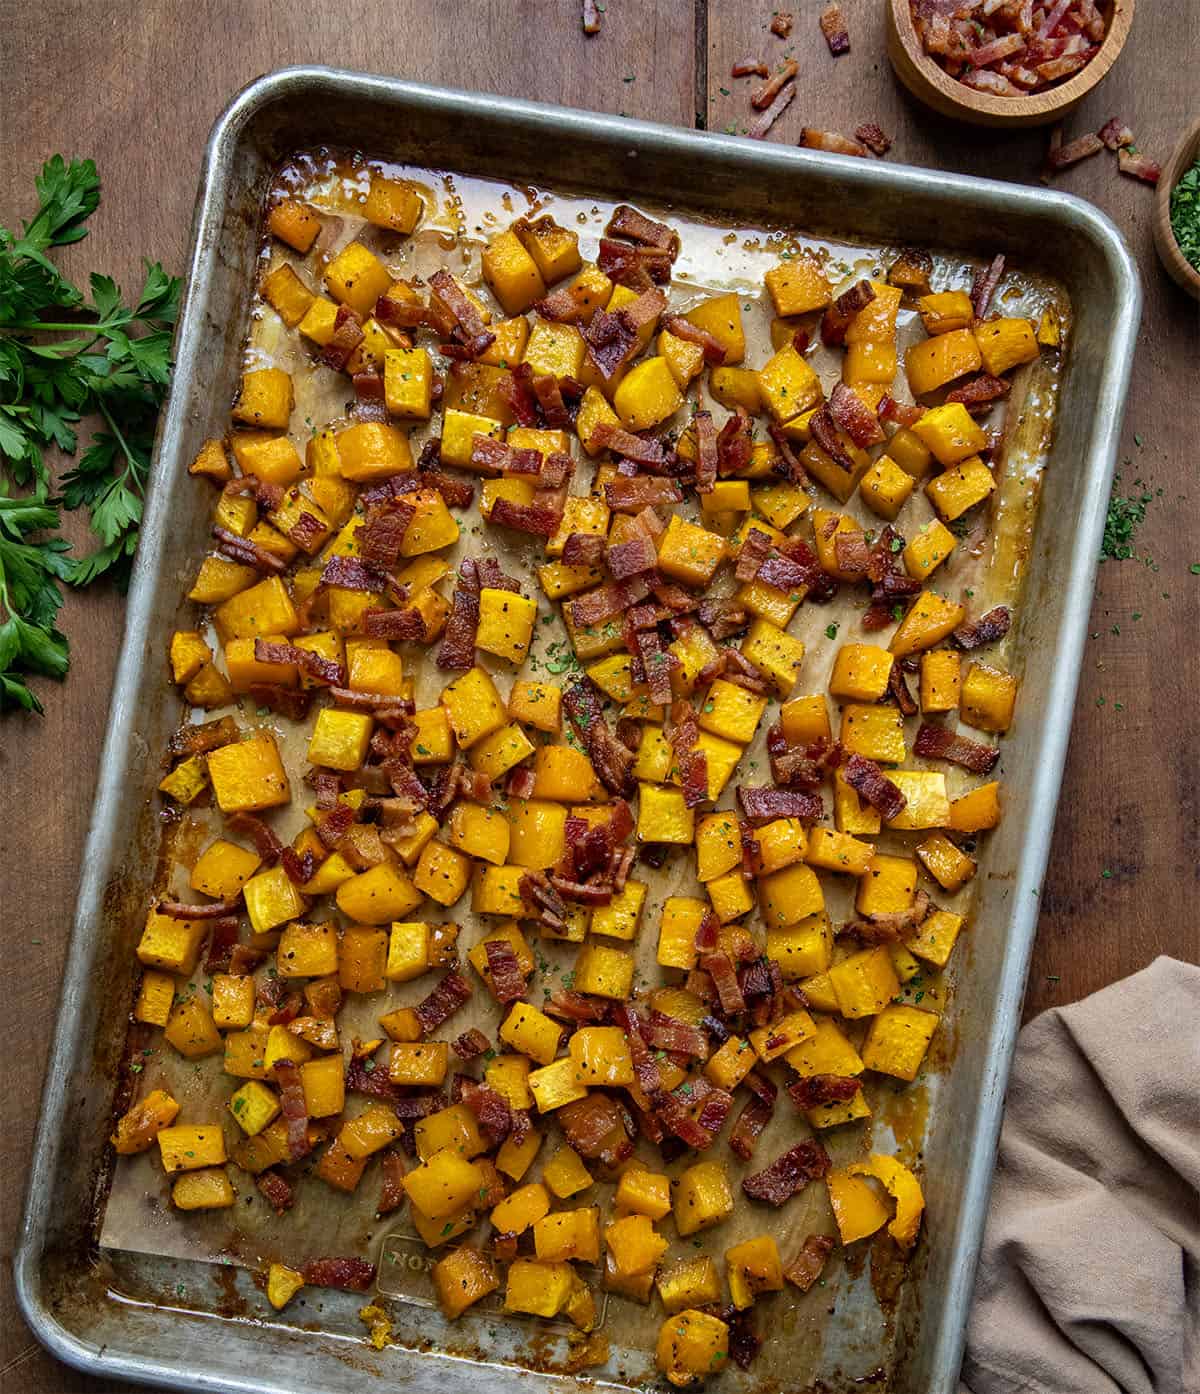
[15,66,1140,1394]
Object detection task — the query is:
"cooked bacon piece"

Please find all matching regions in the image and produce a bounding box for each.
[821,277,875,346]
[1117,149,1161,185]
[482,939,526,1004]
[459,1078,513,1145]
[686,408,719,493]
[530,372,570,429]
[800,127,867,157]
[878,394,923,429]
[559,1092,628,1159]
[344,1056,402,1102]
[729,1095,774,1161]
[556,532,604,568]
[255,1168,294,1215]
[351,368,388,423]
[428,270,494,356]
[694,909,720,956]
[356,504,415,571]
[563,679,636,797]
[946,373,1012,411]
[520,870,569,932]
[743,79,796,141]
[413,970,472,1037]
[698,597,749,642]
[770,10,793,36]
[202,916,240,973]
[664,317,726,367]
[583,309,638,384]
[829,381,885,449]
[751,59,798,111]
[967,31,1028,67]
[313,802,355,851]
[607,533,659,580]
[607,204,679,256]
[590,422,666,468]
[634,628,672,707]
[213,526,288,574]
[544,990,607,1024]
[271,1061,311,1161]
[158,895,241,920]
[286,509,328,553]
[1098,117,1134,150]
[667,702,709,807]
[842,752,907,821]
[1046,132,1104,171]
[732,56,770,78]
[302,1257,377,1292]
[321,306,365,371]
[569,576,652,628]
[252,637,343,688]
[377,1149,407,1215]
[738,785,824,825]
[653,1088,717,1151]
[168,715,239,759]
[914,721,1000,773]
[809,404,857,472]
[743,1140,831,1206]
[489,495,564,538]
[727,1310,762,1371]
[855,122,892,156]
[226,811,283,866]
[819,3,850,55]
[228,943,265,981]
[888,660,918,717]
[784,1234,835,1291]
[604,475,684,513]
[842,890,931,944]
[787,1074,861,1111]
[436,559,481,671]
[696,1087,734,1138]
[968,253,1006,320]
[597,237,675,290]
[582,0,601,34]
[246,681,313,722]
[362,607,427,643]
[953,604,1012,650]
[703,951,747,1016]
[648,1015,709,1058]
[767,728,844,790]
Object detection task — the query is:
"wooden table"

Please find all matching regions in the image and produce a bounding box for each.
[2,3,1195,1389]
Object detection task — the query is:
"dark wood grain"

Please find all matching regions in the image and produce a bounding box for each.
[1,3,1196,1391]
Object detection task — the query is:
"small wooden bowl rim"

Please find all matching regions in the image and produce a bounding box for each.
[888,0,1134,125]
[1153,118,1200,299]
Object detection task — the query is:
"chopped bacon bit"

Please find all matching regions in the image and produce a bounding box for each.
[953,604,1012,650]
[428,270,494,356]
[637,628,675,707]
[507,765,536,800]
[357,504,415,570]
[158,895,241,920]
[436,559,482,671]
[226,812,283,866]
[562,532,607,567]
[484,939,527,1004]
[809,404,857,472]
[692,410,719,494]
[699,598,749,642]
[212,526,287,574]
[963,68,1022,95]
[946,373,1012,409]
[1047,132,1104,171]
[967,32,1028,67]
[735,529,773,584]
[255,1168,295,1215]
[732,56,770,78]
[608,533,659,580]
[286,510,328,553]
[819,3,850,55]
[489,495,564,538]
[413,970,472,1037]
[784,1234,835,1291]
[696,1087,734,1138]
[855,122,892,156]
[878,394,923,428]
[843,752,907,821]
[302,1257,377,1292]
[564,679,636,797]
[729,1095,774,1161]
[1117,149,1161,185]
[738,785,824,825]
[664,317,726,367]
[544,990,607,1024]
[800,127,866,157]
[771,11,793,37]
[1098,117,1135,151]
[743,1140,831,1206]
[344,1056,401,1103]
[592,423,667,468]
[351,369,388,422]
[531,372,570,429]
[520,870,569,932]
[559,1092,629,1159]
[746,83,797,141]
[597,237,674,290]
[829,382,885,448]
[648,1015,709,1058]
[842,890,931,944]
[914,721,1001,774]
[888,660,918,717]
[459,1078,513,1145]
[202,917,240,973]
[253,637,344,687]
[582,0,601,34]
[228,943,264,977]
[321,306,365,371]
[271,1060,311,1161]
[751,59,798,111]
[694,909,720,957]
[703,951,747,1016]
[363,608,427,642]
[668,703,709,808]
[569,575,652,628]
[970,254,1007,319]
[728,1310,762,1370]
[788,1074,860,1111]
[821,278,875,346]
[378,1150,407,1215]
[654,1088,717,1151]
[168,715,239,758]
[604,473,684,515]
[606,205,680,256]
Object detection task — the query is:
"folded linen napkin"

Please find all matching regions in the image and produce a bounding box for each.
[960,956,1199,1394]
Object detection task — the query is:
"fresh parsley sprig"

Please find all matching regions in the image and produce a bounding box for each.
[0,155,180,712]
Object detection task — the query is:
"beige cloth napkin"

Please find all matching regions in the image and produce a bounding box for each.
[960,956,1199,1394]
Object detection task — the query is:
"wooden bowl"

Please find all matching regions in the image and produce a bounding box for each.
[1153,117,1200,300]
[887,0,1134,129]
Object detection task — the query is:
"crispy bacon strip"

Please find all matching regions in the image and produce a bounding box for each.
[569,575,652,628]
[363,608,427,642]
[743,1140,831,1206]
[1117,149,1161,185]
[946,373,1011,408]
[751,59,798,110]
[544,990,607,1024]
[842,752,907,821]
[771,11,793,37]
[664,316,727,366]
[212,526,287,574]
[606,205,679,256]
[914,721,1001,773]
[560,531,605,567]
[255,1169,294,1215]
[888,660,918,717]
[436,559,481,671]
[590,422,666,467]
[564,679,636,797]
[1098,117,1135,151]
[737,785,824,825]
[226,812,283,866]
[855,122,892,155]
[732,56,770,78]
[321,306,364,371]
[582,0,601,34]
[729,1094,775,1161]
[202,917,240,973]
[484,939,527,1004]
[809,404,856,470]
[254,638,344,687]
[489,495,565,538]
[428,269,494,356]
[604,475,684,513]
[301,1258,376,1292]
[788,1074,861,1110]
[459,1079,513,1145]
[1046,132,1104,171]
[821,278,875,346]
[800,127,867,157]
[971,254,1007,319]
[829,382,885,448]
[748,81,796,140]
[168,715,239,758]
[414,970,472,1037]
[357,504,415,570]
[703,951,747,1016]
[352,369,388,422]
[158,895,241,920]
[607,533,659,580]
[693,409,719,493]
[648,1015,709,1059]
[272,1061,311,1160]
[819,3,850,55]
[378,1150,407,1215]
[784,1235,835,1291]
[953,604,1012,650]
[842,890,931,944]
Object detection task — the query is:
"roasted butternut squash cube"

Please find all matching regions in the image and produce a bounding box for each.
[707,869,754,924]
[905,907,965,967]
[913,402,988,466]
[432,1246,499,1320]
[205,732,290,815]
[657,1309,729,1388]
[265,1263,306,1312]
[798,434,871,504]
[414,840,472,907]
[887,425,935,480]
[188,435,232,482]
[546,494,609,560]
[675,1161,733,1237]
[402,492,460,557]
[133,970,176,1027]
[916,289,973,335]
[806,826,875,876]
[683,292,745,362]
[905,520,958,582]
[859,455,916,521]
[499,1001,562,1066]
[827,1170,891,1244]
[765,256,831,315]
[614,357,684,431]
[658,327,706,388]
[573,942,635,1000]
[277,920,339,978]
[156,755,208,807]
[543,1145,594,1198]
[169,630,211,686]
[948,780,1002,832]
[232,367,293,430]
[297,1053,346,1119]
[843,339,897,384]
[403,1145,484,1220]
[324,240,392,318]
[697,678,766,745]
[741,618,804,695]
[887,771,951,830]
[758,343,822,422]
[445,803,510,867]
[492,1181,551,1235]
[828,945,901,1018]
[496,1128,543,1181]
[862,1004,939,1080]
[758,861,825,931]
[749,1009,816,1063]
[507,679,561,733]
[297,295,340,346]
[474,588,537,663]
[841,706,905,764]
[780,695,830,748]
[232,434,305,488]
[513,215,581,285]
[383,920,430,983]
[925,454,996,523]
[505,798,567,869]
[243,865,308,935]
[171,1167,236,1211]
[751,479,810,532]
[307,708,373,772]
[564,1027,633,1088]
[904,327,982,396]
[440,666,507,749]
[890,589,966,657]
[973,316,1038,376]
[339,1103,404,1162]
[657,896,708,971]
[414,1102,486,1162]
[469,723,536,782]
[335,863,422,925]
[471,864,528,917]
[657,1257,721,1315]
[523,318,586,382]
[608,1213,669,1277]
[590,879,647,941]
[381,344,433,419]
[228,1080,280,1137]
[704,1035,756,1091]
[364,174,423,233]
[158,1123,227,1173]
[616,1166,672,1222]
[787,1014,864,1077]
[268,198,320,252]
[696,814,743,883]
[726,1235,783,1309]
[482,1053,531,1112]
[829,644,894,702]
[387,1041,449,1088]
[534,1206,601,1263]
[857,853,918,916]
[915,833,975,893]
[111,1089,180,1154]
[767,910,832,980]
[919,649,961,712]
[505,1258,574,1317]
[637,783,694,844]
[482,228,546,314]
[961,662,1019,733]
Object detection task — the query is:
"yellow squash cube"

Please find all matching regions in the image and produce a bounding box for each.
[841,703,906,763]
[504,1259,574,1318]
[335,863,423,924]
[913,402,988,466]
[172,1168,236,1211]
[767,912,832,980]
[828,945,901,1018]
[482,229,546,315]
[614,357,684,431]
[432,1247,499,1320]
[806,826,875,877]
[916,833,976,892]
[658,328,705,388]
[499,1001,562,1066]
[698,678,766,744]
[696,814,742,883]
[232,368,293,431]
[111,1089,178,1154]
[590,879,647,941]
[905,520,958,581]
[905,907,965,967]
[829,644,895,702]
[164,998,222,1059]
[741,619,804,695]
[385,921,431,982]
[765,256,831,315]
[857,853,918,916]
[787,1015,864,1077]
[276,920,339,978]
[508,679,561,733]
[383,346,432,419]
[887,771,951,830]
[324,241,392,318]
[574,942,635,999]
[781,694,831,746]
[229,1080,280,1137]
[657,896,708,970]
[206,732,290,813]
[758,863,825,931]
[683,292,745,362]
[726,1235,783,1309]
[758,344,822,422]
[904,327,982,396]
[364,174,424,233]
[533,1206,601,1262]
[308,708,373,771]
[707,870,754,924]
[413,841,472,907]
[475,588,537,663]
[920,649,961,712]
[637,783,695,844]
[515,215,582,284]
[889,589,966,657]
[974,317,1038,376]
[403,1146,484,1220]
[961,662,1019,733]
[388,1042,449,1088]
[917,289,973,335]
[440,666,507,749]
[523,318,586,382]
[243,865,308,935]
[158,1123,227,1174]
[674,1161,734,1237]
[827,1171,891,1245]
[268,198,320,252]
[861,1004,939,1080]
[925,455,996,523]
[446,803,510,866]
[859,455,916,521]
[948,780,1002,832]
